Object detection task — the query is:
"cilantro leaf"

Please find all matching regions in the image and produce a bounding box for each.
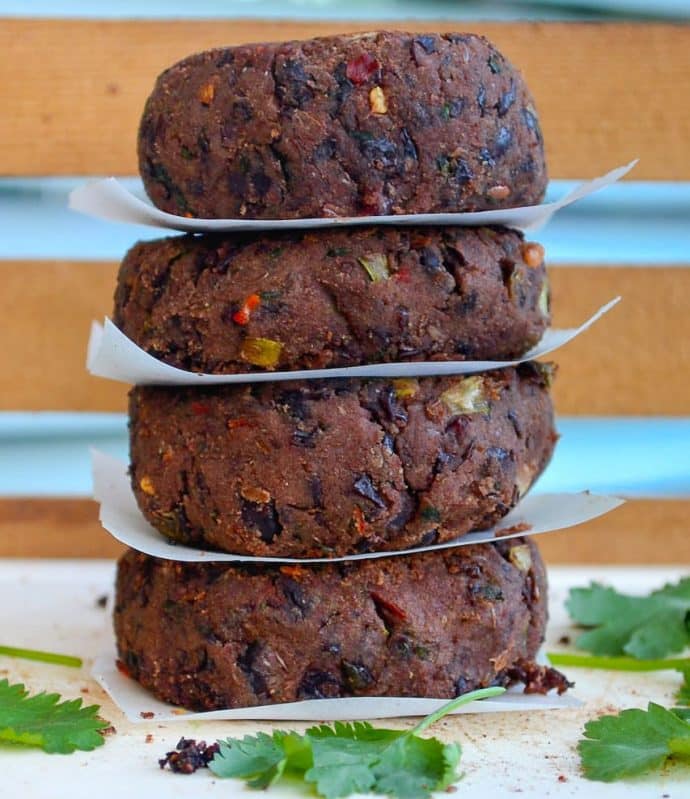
[579,702,690,781]
[0,678,109,753]
[303,721,457,799]
[211,731,289,788]
[566,577,690,659]
[210,686,504,798]
[372,734,460,799]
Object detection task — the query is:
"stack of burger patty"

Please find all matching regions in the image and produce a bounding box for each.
[113,31,568,712]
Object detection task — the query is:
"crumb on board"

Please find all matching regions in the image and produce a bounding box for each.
[494,522,532,537]
[159,738,220,774]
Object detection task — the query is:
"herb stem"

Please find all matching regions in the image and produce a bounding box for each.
[668,737,690,756]
[548,653,689,672]
[0,645,82,668]
[409,686,506,736]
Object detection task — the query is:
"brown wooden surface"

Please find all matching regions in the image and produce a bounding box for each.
[0,262,686,414]
[0,20,688,179]
[0,497,686,563]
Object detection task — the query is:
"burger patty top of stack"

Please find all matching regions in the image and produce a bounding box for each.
[138,31,546,220]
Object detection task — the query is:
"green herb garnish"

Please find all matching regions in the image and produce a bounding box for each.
[419,506,441,523]
[578,702,690,782]
[565,577,690,659]
[358,254,390,283]
[678,670,690,706]
[0,679,109,754]
[210,687,504,797]
[0,645,82,668]
[548,653,690,705]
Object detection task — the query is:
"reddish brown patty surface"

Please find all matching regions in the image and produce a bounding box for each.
[129,365,556,558]
[115,539,551,710]
[114,226,548,374]
[139,31,546,219]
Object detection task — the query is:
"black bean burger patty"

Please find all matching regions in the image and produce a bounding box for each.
[114,225,549,374]
[138,31,547,220]
[114,539,570,711]
[129,365,556,558]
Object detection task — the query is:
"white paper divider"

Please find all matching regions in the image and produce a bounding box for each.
[69,162,636,234]
[87,298,619,386]
[92,450,624,565]
[92,651,581,722]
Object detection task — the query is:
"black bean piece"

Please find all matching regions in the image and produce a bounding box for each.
[414,35,437,54]
[237,641,267,695]
[251,172,272,197]
[497,81,516,117]
[358,135,398,169]
[314,137,337,161]
[419,529,439,546]
[493,126,513,158]
[275,59,313,108]
[241,498,282,543]
[341,660,374,690]
[420,246,442,274]
[332,62,353,108]
[292,427,318,447]
[455,289,479,315]
[380,386,408,425]
[476,84,486,115]
[309,475,324,508]
[278,389,310,420]
[298,669,341,699]
[353,474,387,508]
[400,128,418,162]
[522,107,542,142]
[279,577,312,614]
[385,494,415,532]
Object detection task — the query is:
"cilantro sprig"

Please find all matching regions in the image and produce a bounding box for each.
[565,577,690,659]
[0,644,82,668]
[579,702,690,781]
[210,686,504,798]
[0,679,109,754]
[547,653,690,705]
[559,576,690,781]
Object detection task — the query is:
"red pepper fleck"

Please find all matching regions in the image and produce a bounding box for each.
[232,293,261,326]
[115,659,131,678]
[280,565,307,579]
[346,53,380,85]
[352,505,367,535]
[191,402,211,416]
[371,592,408,621]
[395,266,412,283]
[227,417,253,430]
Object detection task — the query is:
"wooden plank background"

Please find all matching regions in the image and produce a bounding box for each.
[0,497,687,564]
[0,19,687,562]
[0,262,686,415]
[0,20,688,179]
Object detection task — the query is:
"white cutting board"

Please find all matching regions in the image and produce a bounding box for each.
[1,560,688,798]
